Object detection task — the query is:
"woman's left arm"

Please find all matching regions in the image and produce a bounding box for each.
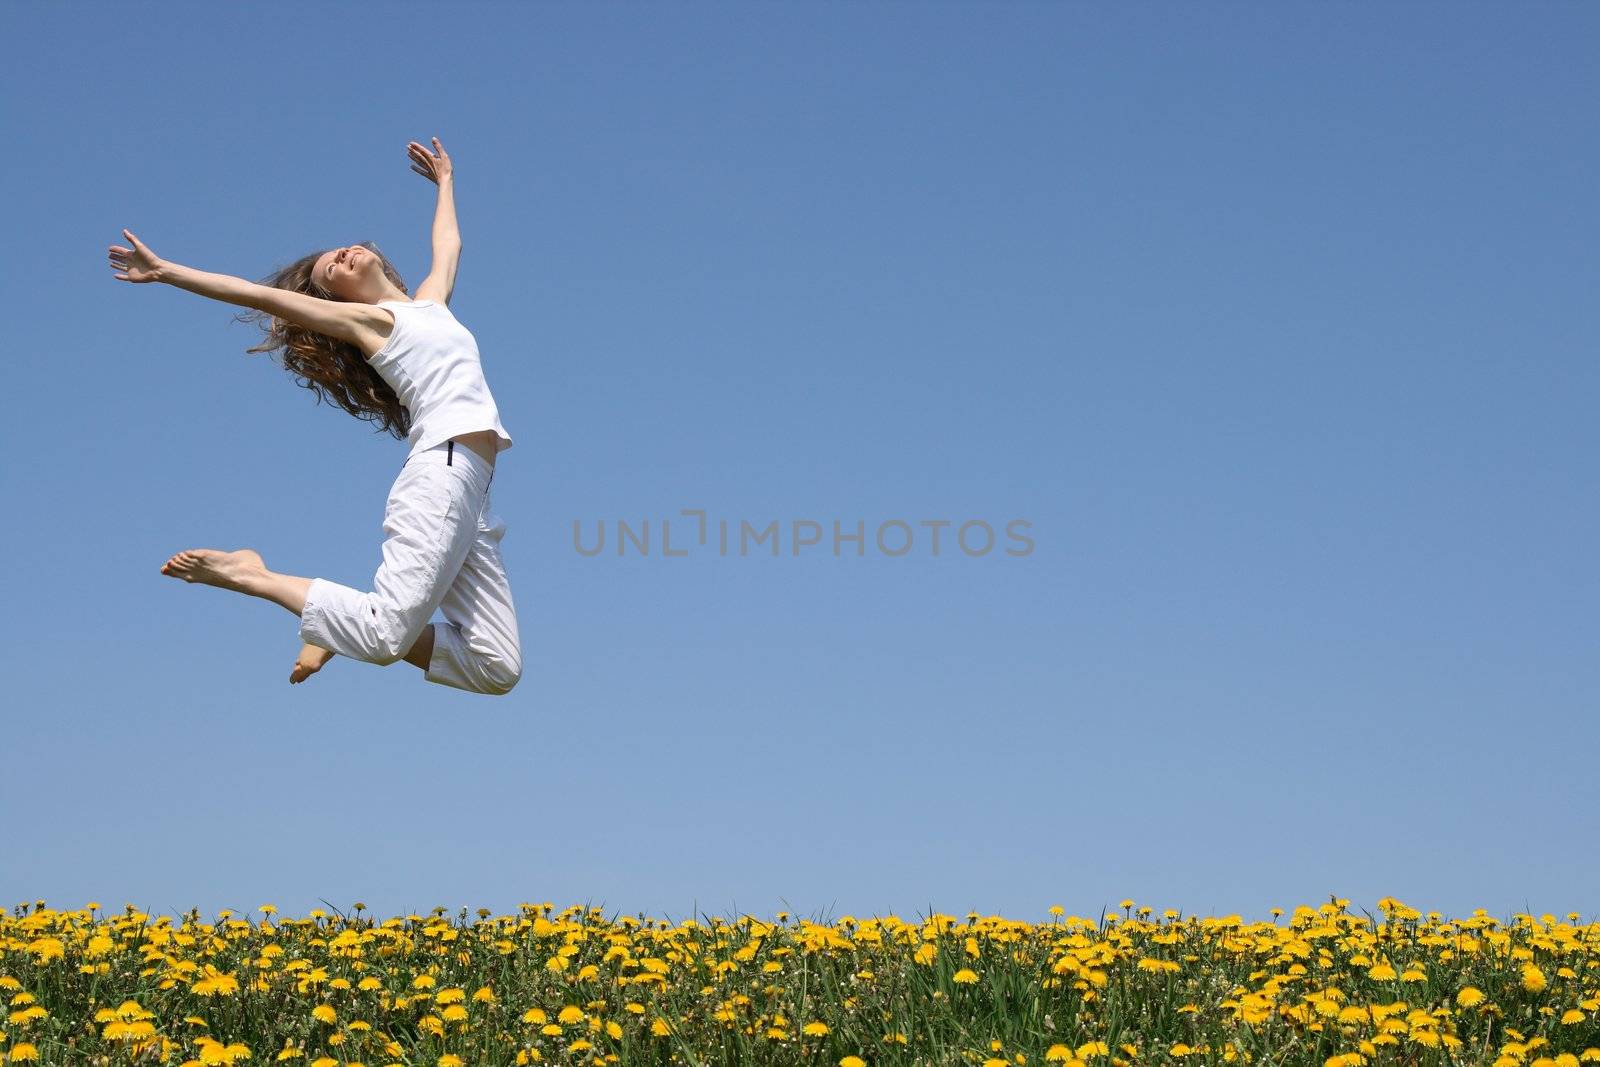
[409,137,461,305]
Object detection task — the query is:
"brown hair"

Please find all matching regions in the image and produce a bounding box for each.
[232,241,412,441]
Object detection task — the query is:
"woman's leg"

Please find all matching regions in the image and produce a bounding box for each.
[164,452,482,670]
[296,460,480,667]
[160,548,314,614]
[403,624,436,669]
[422,491,522,695]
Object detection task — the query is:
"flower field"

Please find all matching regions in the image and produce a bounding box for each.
[2,896,1597,1066]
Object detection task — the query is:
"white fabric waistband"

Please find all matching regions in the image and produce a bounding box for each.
[405,439,495,487]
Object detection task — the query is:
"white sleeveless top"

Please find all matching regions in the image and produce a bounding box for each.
[370,299,512,459]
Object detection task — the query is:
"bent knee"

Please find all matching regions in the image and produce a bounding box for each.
[373,612,429,666]
[371,638,409,667]
[483,656,522,696]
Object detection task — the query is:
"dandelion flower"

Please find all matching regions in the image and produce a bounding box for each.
[193,965,241,997]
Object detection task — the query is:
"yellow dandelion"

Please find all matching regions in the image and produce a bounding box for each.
[196,1038,253,1065]
[1457,988,1486,1008]
[953,968,979,984]
[312,1004,337,1024]
[557,1005,584,1025]
[103,1019,157,1042]
[841,1057,867,1067]
[1046,1047,1072,1062]
[438,1057,465,1067]
[193,965,241,997]
[8,1045,39,1063]
[26,938,64,963]
[804,1021,831,1037]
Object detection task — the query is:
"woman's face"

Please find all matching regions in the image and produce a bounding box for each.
[311,244,379,300]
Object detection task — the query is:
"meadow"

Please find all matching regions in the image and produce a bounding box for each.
[2,897,1596,1066]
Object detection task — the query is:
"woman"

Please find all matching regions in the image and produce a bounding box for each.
[108,137,522,696]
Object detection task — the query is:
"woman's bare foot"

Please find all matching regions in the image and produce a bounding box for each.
[290,643,336,684]
[160,548,267,593]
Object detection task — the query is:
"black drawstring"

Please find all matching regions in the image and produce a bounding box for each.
[447,440,454,466]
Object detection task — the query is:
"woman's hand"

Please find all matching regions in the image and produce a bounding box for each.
[108,229,164,283]
[408,136,453,185]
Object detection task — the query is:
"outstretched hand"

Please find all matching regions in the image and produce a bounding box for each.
[108,228,163,283]
[408,137,453,184]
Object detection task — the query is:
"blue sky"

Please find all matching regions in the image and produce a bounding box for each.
[3,1,1596,928]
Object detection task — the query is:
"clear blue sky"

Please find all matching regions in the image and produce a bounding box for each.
[3,2,1596,927]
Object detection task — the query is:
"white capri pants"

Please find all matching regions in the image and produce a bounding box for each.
[298,439,522,696]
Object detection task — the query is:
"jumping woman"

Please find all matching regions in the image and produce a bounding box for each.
[108,137,522,696]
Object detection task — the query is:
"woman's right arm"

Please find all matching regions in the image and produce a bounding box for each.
[110,229,376,344]
[161,261,374,344]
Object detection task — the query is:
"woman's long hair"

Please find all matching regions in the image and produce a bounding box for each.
[233,241,413,441]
